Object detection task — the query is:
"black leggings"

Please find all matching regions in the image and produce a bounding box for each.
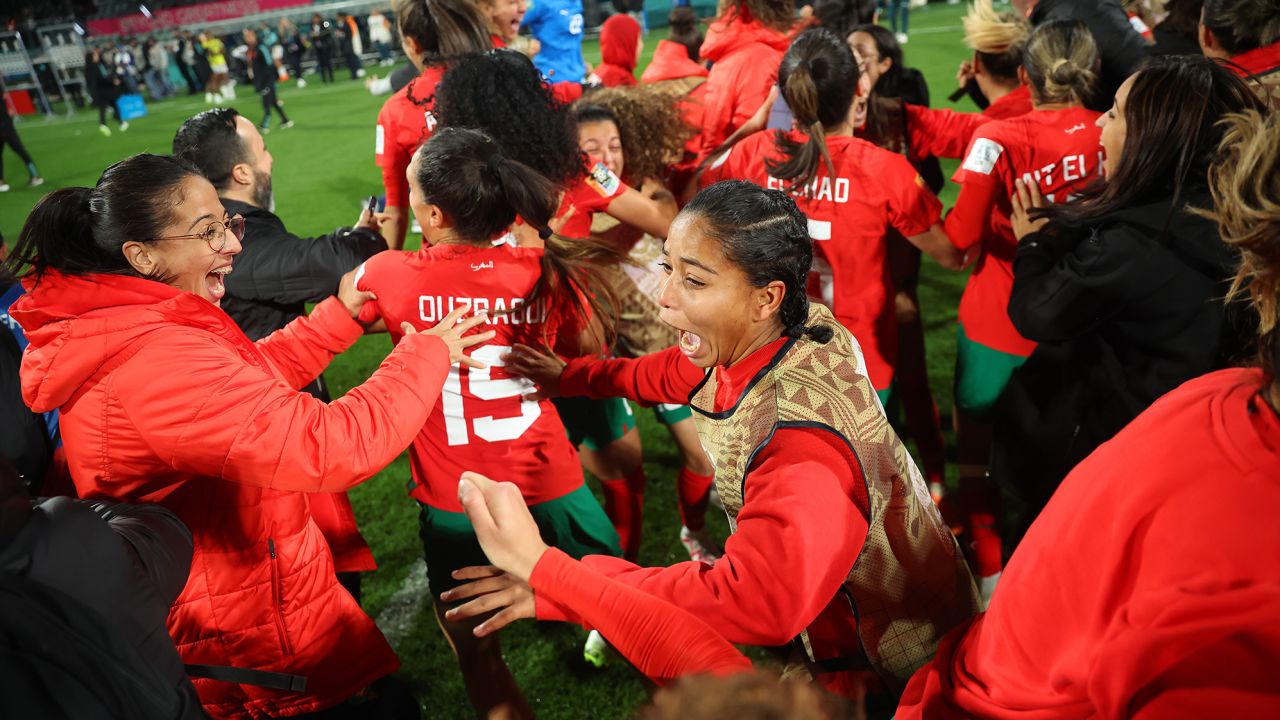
[97,103,120,126]
[0,114,34,179]
[260,86,290,127]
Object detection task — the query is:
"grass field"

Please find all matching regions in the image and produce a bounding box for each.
[1,6,973,717]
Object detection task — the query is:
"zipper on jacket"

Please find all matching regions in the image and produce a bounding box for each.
[267,538,294,656]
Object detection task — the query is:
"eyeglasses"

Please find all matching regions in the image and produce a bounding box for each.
[148,215,245,252]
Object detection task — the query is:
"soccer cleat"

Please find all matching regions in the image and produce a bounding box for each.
[680,526,721,566]
[28,176,44,188]
[281,120,294,129]
[896,32,909,44]
[120,121,129,132]
[0,181,10,192]
[99,124,112,136]
[259,125,270,134]
[297,78,307,88]
[583,629,607,668]
[205,91,214,103]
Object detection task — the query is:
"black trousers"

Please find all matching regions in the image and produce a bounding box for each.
[315,47,334,83]
[0,112,35,179]
[260,86,290,126]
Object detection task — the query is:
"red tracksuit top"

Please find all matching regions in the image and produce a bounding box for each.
[945,106,1102,356]
[898,368,1280,718]
[530,547,752,682]
[702,132,942,391]
[356,243,587,511]
[541,339,875,698]
[376,66,446,211]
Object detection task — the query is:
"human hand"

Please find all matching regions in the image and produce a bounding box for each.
[337,267,377,321]
[415,305,495,369]
[355,204,387,231]
[456,472,549,582]
[956,60,975,88]
[1011,178,1050,240]
[502,343,567,401]
[440,565,536,637]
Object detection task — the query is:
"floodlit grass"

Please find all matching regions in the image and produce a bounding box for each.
[1,6,973,717]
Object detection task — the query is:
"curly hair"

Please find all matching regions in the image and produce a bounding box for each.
[433,50,583,186]
[1205,110,1280,381]
[575,86,695,183]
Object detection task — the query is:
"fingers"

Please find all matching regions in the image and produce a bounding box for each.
[456,329,496,348]
[400,321,418,335]
[474,606,525,637]
[443,594,506,622]
[457,475,496,537]
[458,354,488,370]
[451,565,505,582]
[452,310,491,335]
[1026,180,1047,207]
[435,303,473,330]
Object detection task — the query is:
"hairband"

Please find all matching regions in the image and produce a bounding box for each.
[487,153,505,174]
[537,226,553,240]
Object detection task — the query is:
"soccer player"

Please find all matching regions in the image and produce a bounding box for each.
[575,92,720,564]
[701,28,964,409]
[355,127,623,719]
[434,51,674,571]
[943,18,1103,601]
[445,180,981,708]
[375,0,491,249]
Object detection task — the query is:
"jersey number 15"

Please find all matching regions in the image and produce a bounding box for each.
[442,345,541,445]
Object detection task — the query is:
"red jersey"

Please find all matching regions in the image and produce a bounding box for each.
[702,131,942,390]
[355,243,586,511]
[945,107,1102,356]
[557,160,628,239]
[375,66,445,210]
[983,85,1033,120]
[898,368,1280,718]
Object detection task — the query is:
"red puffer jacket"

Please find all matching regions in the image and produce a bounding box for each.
[695,14,790,159]
[12,271,450,719]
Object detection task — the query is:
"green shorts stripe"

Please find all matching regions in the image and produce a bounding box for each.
[954,325,1029,419]
[555,396,637,450]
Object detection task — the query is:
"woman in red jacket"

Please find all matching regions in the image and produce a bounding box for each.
[375,0,491,249]
[445,180,980,709]
[897,109,1280,719]
[696,0,794,160]
[5,154,491,720]
[592,13,642,87]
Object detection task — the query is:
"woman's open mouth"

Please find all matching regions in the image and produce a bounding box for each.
[206,266,232,302]
[678,330,703,358]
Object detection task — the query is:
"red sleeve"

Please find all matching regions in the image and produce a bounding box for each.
[376,101,411,210]
[537,428,868,647]
[880,153,943,239]
[115,329,450,494]
[906,104,992,160]
[698,132,758,187]
[255,297,362,391]
[529,547,753,683]
[698,57,775,159]
[944,130,1008,251]
[560,346,704,406]
[550,81,584,104]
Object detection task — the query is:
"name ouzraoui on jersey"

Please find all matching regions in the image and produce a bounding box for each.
[765,175,851,204]
[418,295,549,326]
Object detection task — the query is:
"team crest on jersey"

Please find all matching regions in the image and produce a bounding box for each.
[962,138,1004,175]
[585,161,622,198]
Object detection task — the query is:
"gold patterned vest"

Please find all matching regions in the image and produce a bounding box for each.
[689,305,980,696]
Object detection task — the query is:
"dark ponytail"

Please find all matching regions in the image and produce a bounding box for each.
[2,154,202,284]
[766,28,859,193]
[414,127,623,349]
[684,180,833,343]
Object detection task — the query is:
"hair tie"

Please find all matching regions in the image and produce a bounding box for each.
[487,153,505,174]
[537,226,553,240]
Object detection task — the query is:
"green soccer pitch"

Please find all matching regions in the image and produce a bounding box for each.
[1,5,973,716]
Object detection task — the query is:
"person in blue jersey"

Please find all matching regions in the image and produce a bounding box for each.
[523,0,586,83]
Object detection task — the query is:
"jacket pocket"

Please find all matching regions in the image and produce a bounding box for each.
[267,538,294,656]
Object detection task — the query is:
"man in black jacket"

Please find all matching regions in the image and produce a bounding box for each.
[1014,0,1150,105]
